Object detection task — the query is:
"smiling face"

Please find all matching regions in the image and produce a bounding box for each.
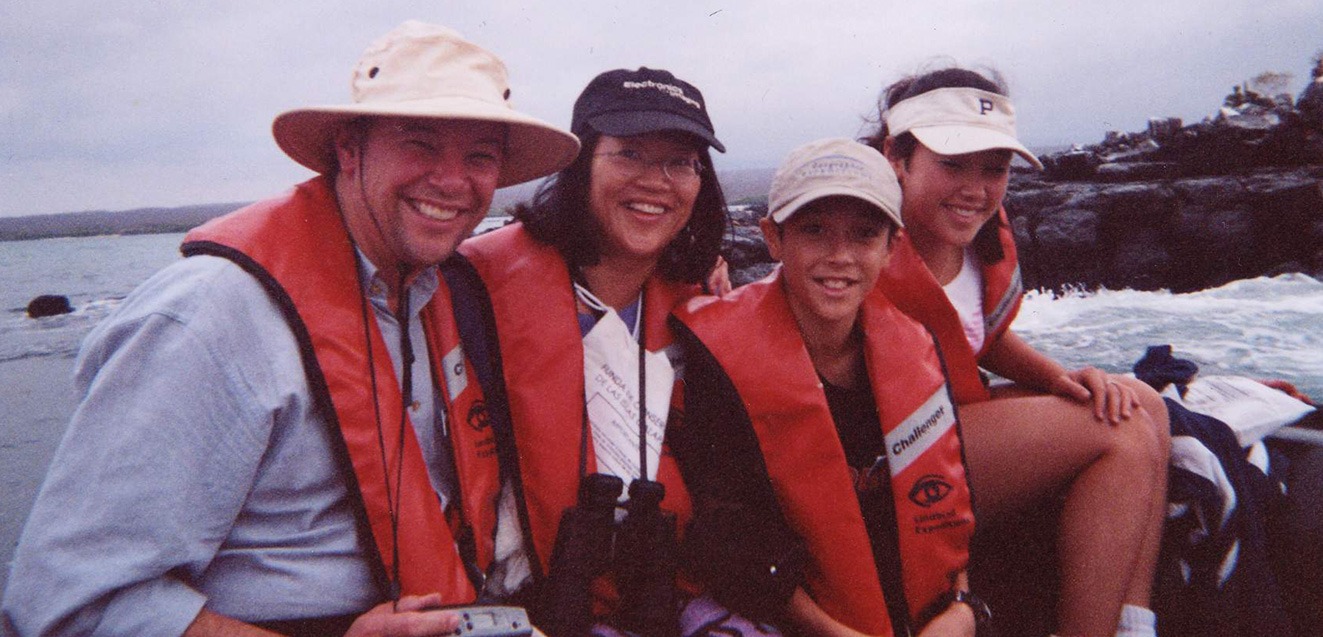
[887,142,1012,255]
[587,132,702,268]
[762,196,896,335]
[333,116,504,279]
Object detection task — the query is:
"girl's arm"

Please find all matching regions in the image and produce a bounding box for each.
[916,571,976,637]
[784,584,975,637]
[981,331,1138,423]
[785,589,876,637]
[980,331,1080,397]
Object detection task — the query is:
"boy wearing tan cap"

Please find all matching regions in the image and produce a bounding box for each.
[671,138,986,636]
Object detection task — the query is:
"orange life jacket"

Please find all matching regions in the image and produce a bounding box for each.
[459,223,696,576]
[182,177,500,601]
[673,272,975,635]
[878,207,1023,404]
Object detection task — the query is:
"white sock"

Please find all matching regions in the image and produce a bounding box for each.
[1115,604,1156,637]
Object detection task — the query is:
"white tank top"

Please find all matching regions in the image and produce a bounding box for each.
[941,248,985,353]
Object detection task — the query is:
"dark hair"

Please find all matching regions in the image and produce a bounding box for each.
[861,65,1009,263]
[861,66,1008,160]
[773,212,901,260]
[324,117,373,178]
[515,128,728,283]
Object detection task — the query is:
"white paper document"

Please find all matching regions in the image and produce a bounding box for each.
[581,306,674,490]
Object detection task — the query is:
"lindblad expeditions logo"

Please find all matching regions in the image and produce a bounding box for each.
[908,474,954,507]
[466,399,490,432]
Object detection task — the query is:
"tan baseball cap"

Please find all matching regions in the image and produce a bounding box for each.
[272,21,580,187]
[885,86,1043,170]
[768,137,903,227]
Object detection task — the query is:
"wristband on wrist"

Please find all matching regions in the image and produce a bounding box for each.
[946,589,992,626]
[917,588,992,628]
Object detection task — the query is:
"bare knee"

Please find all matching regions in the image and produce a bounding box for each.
[1103,409,1169,488]
[1116,377,1172,461]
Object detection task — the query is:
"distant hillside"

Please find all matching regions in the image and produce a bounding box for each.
[488,167,775,212]
[0,168,777,242]
[715,167,774,205]
[0,203,249,241]
[489,180,540,215]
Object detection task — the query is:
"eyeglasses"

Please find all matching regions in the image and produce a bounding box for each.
[593,149,704,183]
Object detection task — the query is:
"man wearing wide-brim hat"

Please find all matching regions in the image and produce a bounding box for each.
[3,21,577,636]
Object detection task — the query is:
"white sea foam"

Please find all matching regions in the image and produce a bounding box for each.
[1016,274,1323,400]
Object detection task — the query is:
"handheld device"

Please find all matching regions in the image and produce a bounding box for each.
[450,605,533,637]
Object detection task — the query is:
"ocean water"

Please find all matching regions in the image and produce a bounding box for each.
[0,217,515,363]
[1016,276,1323,399]
[2,228,1321,399]
[1,227,1321,599]
[1,233,185,362]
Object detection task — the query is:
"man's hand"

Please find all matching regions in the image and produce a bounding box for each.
[345,594,462,637]
[185,601,459,637]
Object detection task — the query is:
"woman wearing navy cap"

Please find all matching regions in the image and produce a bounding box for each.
[459,67,750,636]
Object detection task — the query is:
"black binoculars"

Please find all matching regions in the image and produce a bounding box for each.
[538,473,679,637]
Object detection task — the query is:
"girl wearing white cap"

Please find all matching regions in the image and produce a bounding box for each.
[863,67,1170,637]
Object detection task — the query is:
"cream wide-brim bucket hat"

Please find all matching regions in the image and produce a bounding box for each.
[273,21,580,188]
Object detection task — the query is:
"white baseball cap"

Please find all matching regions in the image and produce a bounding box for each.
[885,87,1043,170]
[768,138,903,227]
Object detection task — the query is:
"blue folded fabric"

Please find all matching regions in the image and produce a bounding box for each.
[1134,344,1200,397]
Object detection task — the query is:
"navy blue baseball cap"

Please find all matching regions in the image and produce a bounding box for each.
[571,67,725,152]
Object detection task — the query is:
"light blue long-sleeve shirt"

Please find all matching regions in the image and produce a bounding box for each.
[1,252,454,636]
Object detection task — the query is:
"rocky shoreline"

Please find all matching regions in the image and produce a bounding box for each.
[1005,163,1323,293]
[726,79,1323,293]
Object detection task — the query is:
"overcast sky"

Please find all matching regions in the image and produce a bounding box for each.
[2,1,1320,217]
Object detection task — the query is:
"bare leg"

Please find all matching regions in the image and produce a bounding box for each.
[1113,377,1170,610]
[961,392,1167,637]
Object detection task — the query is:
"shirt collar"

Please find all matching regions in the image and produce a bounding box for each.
[354,249,440,318]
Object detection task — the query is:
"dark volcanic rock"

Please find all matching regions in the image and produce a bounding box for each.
[1299,80,1323,130]
[721,80,1323,293]
[1110,229,1174,290]
[732,262,777,287]
[1170,205,1263,290]
[27,295,73,318]
[1008,165,1323,292]
[1034,208,1100,252]
[1095,161,1179,182]
[1042,104,1310,181]
[1023,208,1103,288]
[1042,150,1101,180]
[722,163,1323,293]
[1007,84,1323,292]
[724,204,776,286]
